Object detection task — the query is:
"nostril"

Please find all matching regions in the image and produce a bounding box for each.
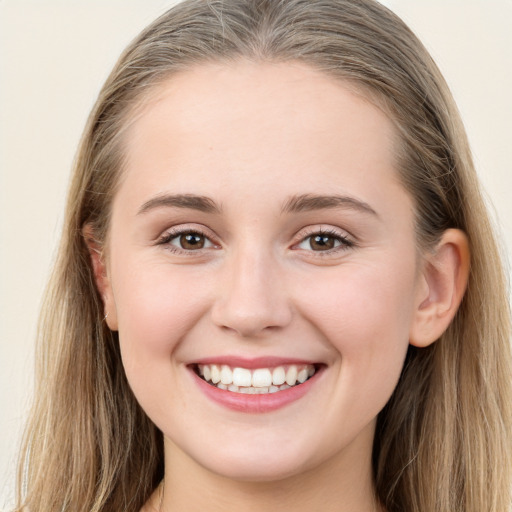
[210,267,293,337]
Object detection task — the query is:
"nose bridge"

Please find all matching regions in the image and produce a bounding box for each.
[211,242,292,337]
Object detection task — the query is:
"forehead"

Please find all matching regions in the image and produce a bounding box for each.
[117,60,408,218]
[128,61,394,147]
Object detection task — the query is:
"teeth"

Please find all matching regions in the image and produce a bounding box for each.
[297,368,309,383]
[197,363,317,393]
[233,367,252,387]
[211,365,221,384]
[252,368,272,387]
[220,365,232,385]
[285,366,298,386]
[272,367,286,385]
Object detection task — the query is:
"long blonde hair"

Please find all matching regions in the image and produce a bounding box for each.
[16,1,512,511]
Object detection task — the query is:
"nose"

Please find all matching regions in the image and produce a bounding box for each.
[210,249,293,338]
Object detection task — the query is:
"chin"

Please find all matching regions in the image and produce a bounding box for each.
[201,454,313,483]
[172,431,317,483]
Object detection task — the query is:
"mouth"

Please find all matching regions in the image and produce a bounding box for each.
[192,363,320,395]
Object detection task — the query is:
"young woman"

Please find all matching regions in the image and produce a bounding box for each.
[15,1,512,511]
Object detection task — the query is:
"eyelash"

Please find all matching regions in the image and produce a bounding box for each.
[156,226,217,254]
[156,227,355,255]
[293,228,355,255]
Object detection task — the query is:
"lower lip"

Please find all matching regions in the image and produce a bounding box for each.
[190,367,322,413]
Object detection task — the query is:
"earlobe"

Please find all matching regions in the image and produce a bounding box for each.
[409,229,470,348]
[82,224,118,331]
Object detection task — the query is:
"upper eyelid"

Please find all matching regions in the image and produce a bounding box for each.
[293,225,353,241]
[157,224,217,242]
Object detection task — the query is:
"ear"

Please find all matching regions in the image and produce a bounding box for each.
[82,224,118,331]
[409,229,470,348]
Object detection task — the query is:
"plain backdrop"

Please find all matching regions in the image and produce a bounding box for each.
[1,0,511,507]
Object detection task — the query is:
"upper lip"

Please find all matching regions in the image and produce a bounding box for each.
[187,356,321,369]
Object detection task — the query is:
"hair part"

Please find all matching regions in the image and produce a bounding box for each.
[16,1,512,511]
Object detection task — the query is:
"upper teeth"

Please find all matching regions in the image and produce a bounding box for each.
[198,364,315,388]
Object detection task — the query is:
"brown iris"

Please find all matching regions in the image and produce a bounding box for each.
[180,233,205,250]
[309,234,336,251]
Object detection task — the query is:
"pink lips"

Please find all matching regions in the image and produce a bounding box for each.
[188,357,323,413]
[189,355,317,369]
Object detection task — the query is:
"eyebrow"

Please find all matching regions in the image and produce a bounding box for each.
[282,193,378,217]
[137,193,222,215]
[137,192,377,217]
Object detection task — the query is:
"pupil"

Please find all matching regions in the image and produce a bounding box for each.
[311,235,334,250]
[181,233,204,249]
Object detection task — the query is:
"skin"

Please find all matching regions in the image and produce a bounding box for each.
[90,61,469,511]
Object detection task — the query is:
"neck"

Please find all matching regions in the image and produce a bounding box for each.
[157,430,382,512]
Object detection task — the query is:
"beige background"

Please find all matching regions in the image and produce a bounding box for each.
[1,0,511,507]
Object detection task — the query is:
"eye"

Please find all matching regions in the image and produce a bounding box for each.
[158,229,216,251]
[296,230,353,252]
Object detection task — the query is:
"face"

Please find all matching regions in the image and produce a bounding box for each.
[102,61,428,482]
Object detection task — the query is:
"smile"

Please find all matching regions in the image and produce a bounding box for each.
[189,358,324,412]
[196,364,316,394]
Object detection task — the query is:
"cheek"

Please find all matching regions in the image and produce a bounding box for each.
[111,260,212,376]
[295,261,417,406]
[299,259,417,339]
